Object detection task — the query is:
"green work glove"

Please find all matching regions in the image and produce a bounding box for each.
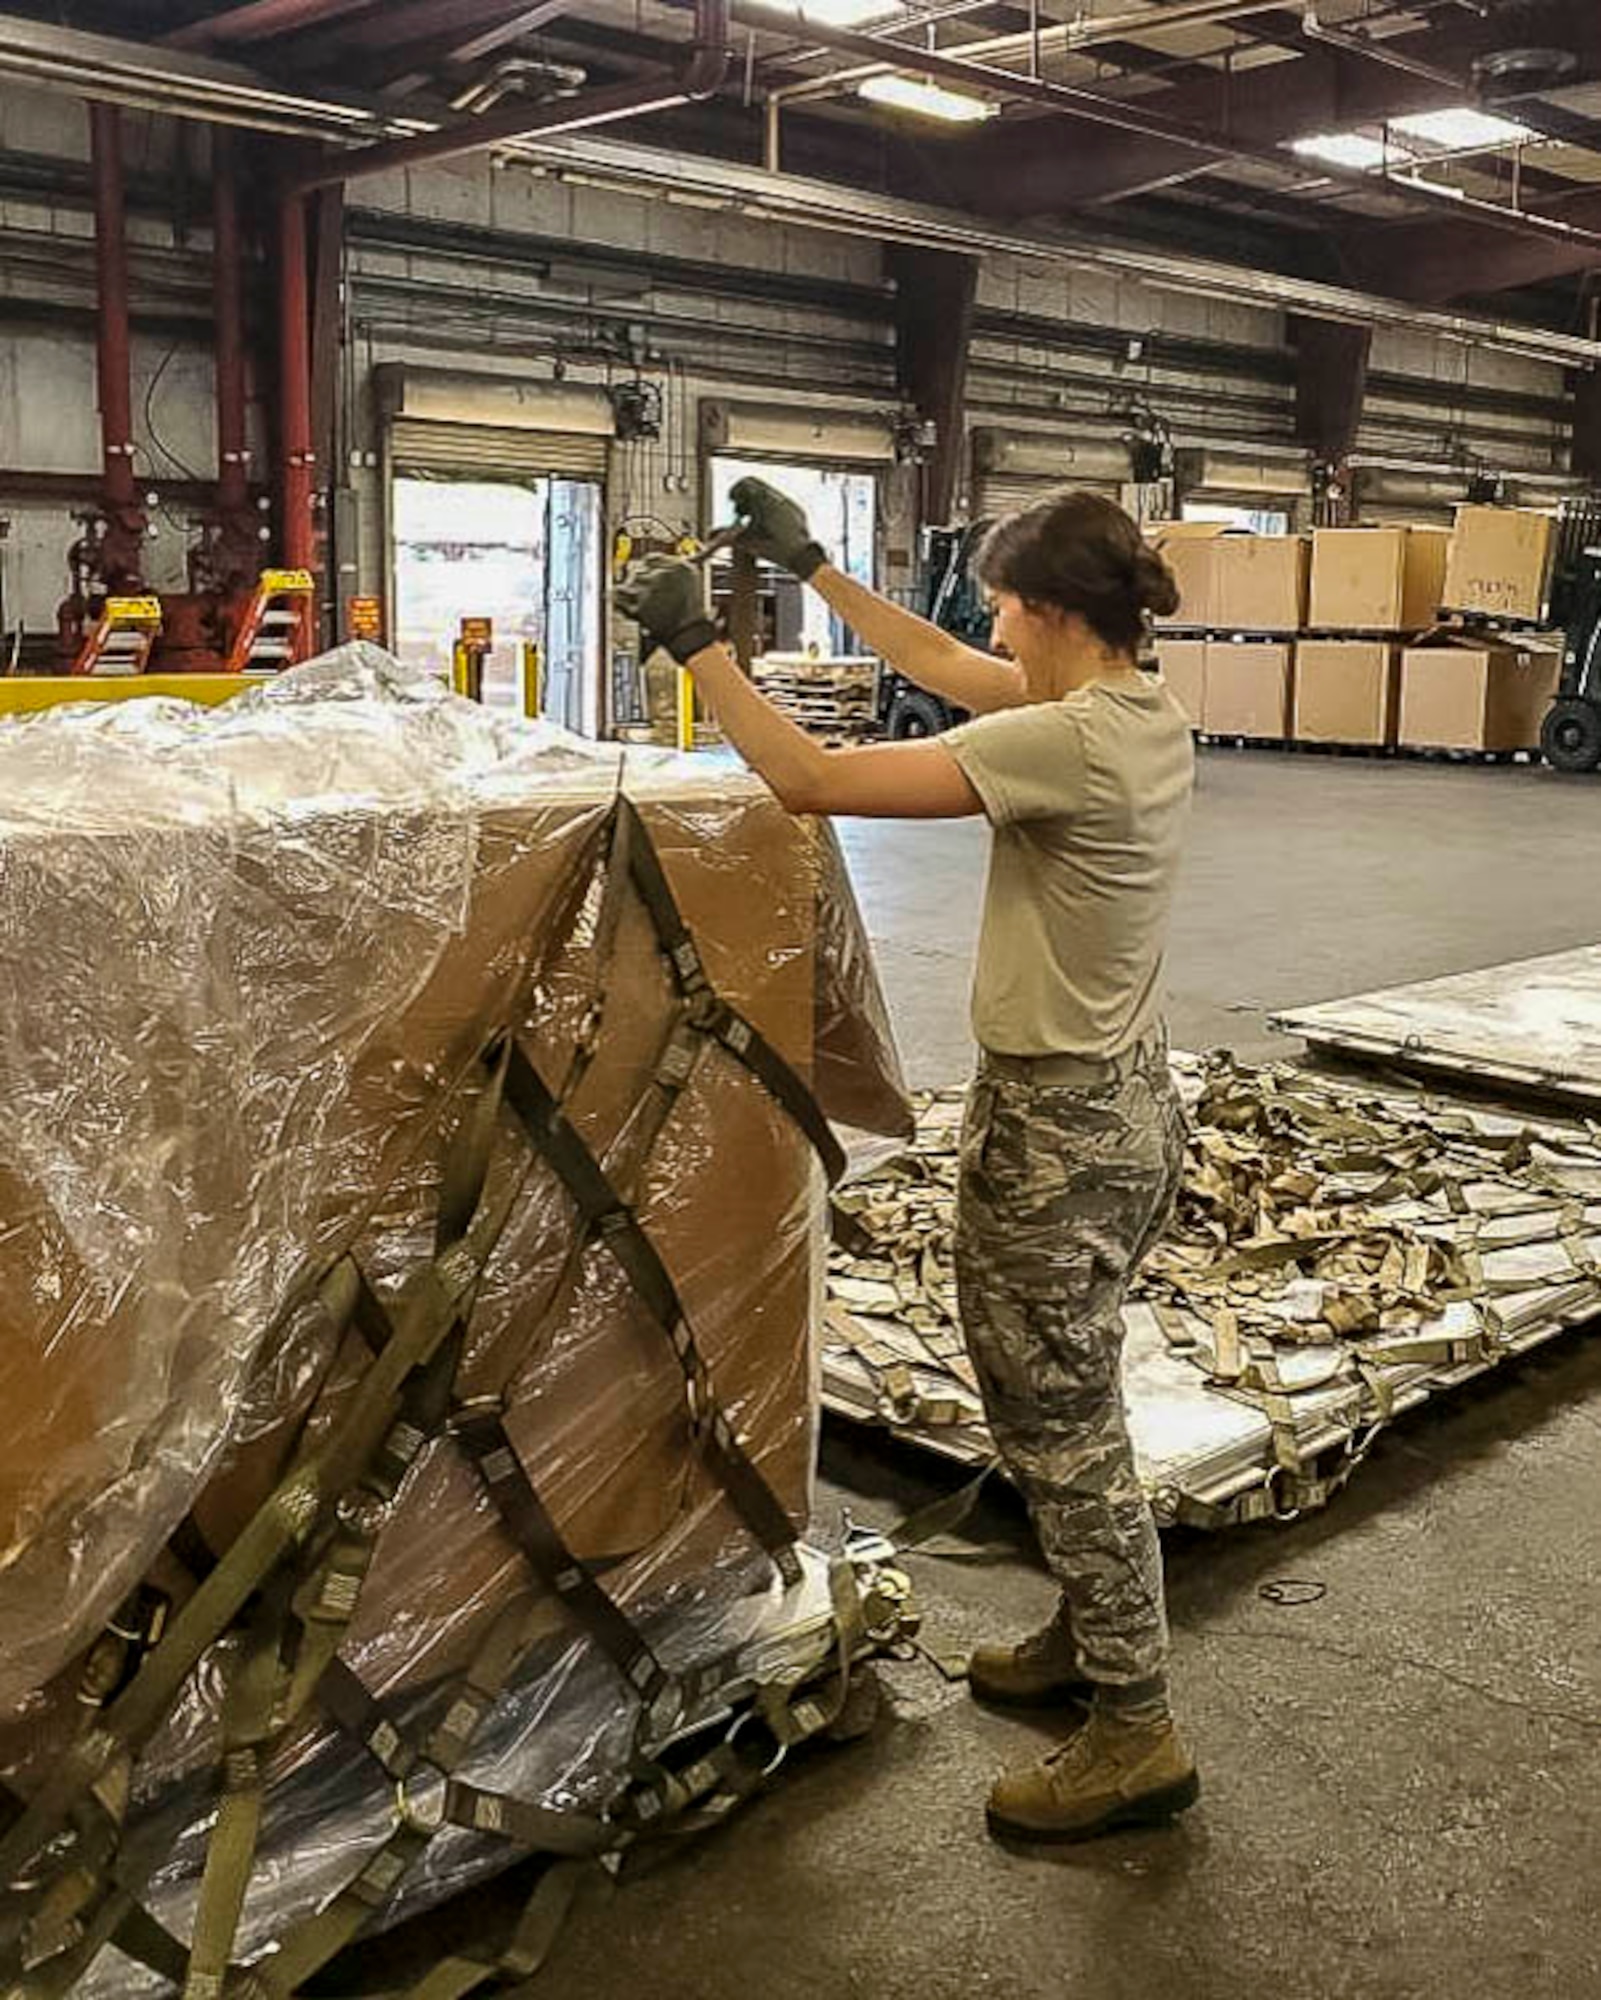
[617,555,717,664]
[730,476,828,581]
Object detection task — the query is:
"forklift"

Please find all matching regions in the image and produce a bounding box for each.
[878,521,990,739]
[1542,499,1601,773]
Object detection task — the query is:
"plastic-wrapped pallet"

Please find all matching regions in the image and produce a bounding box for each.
[0,646,911,1996]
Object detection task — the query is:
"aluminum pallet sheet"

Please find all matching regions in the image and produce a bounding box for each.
[1273,946,1601,1110]
[823,1058,1601,1530]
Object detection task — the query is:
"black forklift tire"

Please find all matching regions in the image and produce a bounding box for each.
[886,688,949,740]
[1541,697,1601,774]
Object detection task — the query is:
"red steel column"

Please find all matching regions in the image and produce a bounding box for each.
[89,102,145,586]
[278,184,316,593]
[213,130,250,520]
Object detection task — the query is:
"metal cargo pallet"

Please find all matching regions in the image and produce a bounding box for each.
[1274,944,1601,1112]
[824,1057,1601,1531]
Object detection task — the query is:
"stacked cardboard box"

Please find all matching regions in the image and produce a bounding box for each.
[1148,521,1230,630]
[1399,636,1562,751]
[1287,527,1452,748]
[1441,505,1554,623]
[1386,506,1561,752]
[1148,529,1310,738]
[1154,515,1560,754]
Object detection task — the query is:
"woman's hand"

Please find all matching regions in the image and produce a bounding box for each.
[729,476,828,580]
[616,555,718,663]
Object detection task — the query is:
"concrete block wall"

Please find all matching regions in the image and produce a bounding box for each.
[1362,322,1569,475]
[0,90,262,634]
[0,80,1584,646]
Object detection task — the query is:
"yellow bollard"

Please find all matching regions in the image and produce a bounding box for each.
[522,642,542,721]
[676,666,696,752]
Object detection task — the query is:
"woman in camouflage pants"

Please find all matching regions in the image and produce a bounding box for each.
[620,480,1197,1844]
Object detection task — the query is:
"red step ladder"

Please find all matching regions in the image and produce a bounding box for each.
[225,569,315,673]
[71,595,162,676]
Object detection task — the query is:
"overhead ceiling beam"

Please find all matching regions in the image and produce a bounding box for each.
[0,10,396,136]
[275,0,567,72]
[168,0,376,50]
[762,0,1292,105]
[374,6,582,99]
[291,0,729,187]
[450,2,575,65]
[716,0,1601,260]
[807,5,1601,222]
[926,35,1463,215]
[1338,188,1601,304]
[508,127,1601,368]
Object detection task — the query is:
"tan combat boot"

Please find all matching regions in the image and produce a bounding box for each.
[966,1611,1094,1711]
[986,1707,1200,1843]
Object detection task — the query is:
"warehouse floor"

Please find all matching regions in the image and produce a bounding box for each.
[464,753,1601,2000]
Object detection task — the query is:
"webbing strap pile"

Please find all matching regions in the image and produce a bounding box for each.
[1,794,856,1999]
[1141,1055,1601,1512]
[824,1059,1601,1533]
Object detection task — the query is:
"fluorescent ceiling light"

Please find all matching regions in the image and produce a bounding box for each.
[858,74,998,123]
[1291,130,1410,171]
[745,0,901,22]
[1390,107,1534,151]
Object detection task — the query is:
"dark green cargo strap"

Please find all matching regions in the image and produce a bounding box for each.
[618,797,846,1188]
[451,1405,672,1712]
[0,1048,523,1901]
[181,1582,297,2000]
[502,1042,803,1589]
[2,790,848,1993]
[555,799,636,1106]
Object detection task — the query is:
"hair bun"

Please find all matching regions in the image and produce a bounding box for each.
[1131,545,1181,621]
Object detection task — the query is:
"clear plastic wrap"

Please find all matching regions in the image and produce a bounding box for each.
[0,648,909,1989]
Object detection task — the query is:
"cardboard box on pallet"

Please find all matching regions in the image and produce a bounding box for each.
[1294,640,1404,746]
[1309,526,1449,633]
[1442,505,1554,623]
[1155,637,1206,726]
[1212,535,1310,632]
[1399,637,1562,752]
[1146,520,1230,628]
[1202,640,1292,739]
[0,648,912,1974]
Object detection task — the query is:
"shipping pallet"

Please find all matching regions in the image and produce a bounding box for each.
[1162,628,1426,644]
[1198,733,1541,767]
[1431,608,1554,639]
[754,665,880,744]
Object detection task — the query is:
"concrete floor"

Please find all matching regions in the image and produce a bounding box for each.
[480,753,1601,2000]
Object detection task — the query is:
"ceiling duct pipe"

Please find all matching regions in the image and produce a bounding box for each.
[772,0,1295,106]
[291,0,728,189]
[451,58,588,117]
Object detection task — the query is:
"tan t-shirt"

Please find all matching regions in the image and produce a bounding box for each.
[942,672,1194,1058]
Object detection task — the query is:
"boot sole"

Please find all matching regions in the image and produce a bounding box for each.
[967,1681,1094,1713]
[986,1770,1200,1845]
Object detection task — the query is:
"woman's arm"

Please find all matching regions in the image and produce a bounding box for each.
[810,563,1026,717]
[726,474,1025,716]
[683,638,984,819]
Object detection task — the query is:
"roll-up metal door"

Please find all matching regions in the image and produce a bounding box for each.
[970,427,1126,518]
[699,399,896,464]
[1351,467,1461,527]
[1174,448,1310,521]
[378,363,613,480]
[389,419,608,480]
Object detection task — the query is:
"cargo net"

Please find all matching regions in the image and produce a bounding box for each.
[0,796,893,2000]
[825,1055,1601,1528]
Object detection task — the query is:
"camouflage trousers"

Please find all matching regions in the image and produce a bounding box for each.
[955,1032,1186,1693]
